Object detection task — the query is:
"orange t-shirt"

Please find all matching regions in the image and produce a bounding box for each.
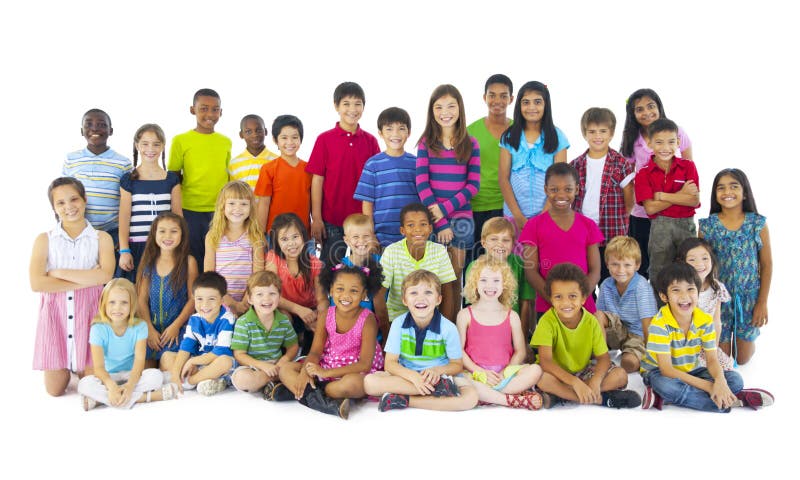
[255,157,312,233]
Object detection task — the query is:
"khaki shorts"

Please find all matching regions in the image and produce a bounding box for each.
[603,311,646,361]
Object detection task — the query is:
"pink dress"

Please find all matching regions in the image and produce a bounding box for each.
[519,211,604,312]
[319,307,384,377]
[464,307,513,372]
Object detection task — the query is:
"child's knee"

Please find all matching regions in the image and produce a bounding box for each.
[213,355,234,370]
[606,367,629,388]
[456,384,479,410]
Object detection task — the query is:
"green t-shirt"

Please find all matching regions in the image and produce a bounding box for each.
[168,130,232,211]
[530,308,608,373]
[230,308,297,361]
[467,117,507,212]
[464,253,535,314]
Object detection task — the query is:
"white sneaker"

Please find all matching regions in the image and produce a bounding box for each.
[197,378,227,396]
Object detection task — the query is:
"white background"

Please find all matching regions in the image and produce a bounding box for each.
[2,1,797,478]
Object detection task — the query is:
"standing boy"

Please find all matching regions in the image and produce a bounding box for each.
[306,82,379,266]
[229,114,278,190]
[168,88,232,263]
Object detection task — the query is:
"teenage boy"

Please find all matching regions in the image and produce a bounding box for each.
[229,114,278,190]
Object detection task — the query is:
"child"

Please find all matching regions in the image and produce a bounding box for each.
[160,271,235,396]
[354,107,418,249]
[699,168,771,365]
[230,271,299,394]
[569,108,635,284]
[255,115,312,234]
[229,114,278,190]
[677,237,734,370]
[594,236,658,373]
[30,177,115,396]
[633,118,700,283]
[377,203,456,331]
[77,279,178,410]
[136,212,198,367]
[117,124,182,282]
[63,109,132,241]
[640,263,773,412]
[364,270,478,412]
[532,263,640,408]
[168,88,232,264]
[499,81,569,234]
[274,264,385,419]
[521,163,604,317]
[621,88,693,278]
[306,82,379,266]
[204,180,265,316]
[457,256,543,409]
[266,213,328,355]
[416,84,481,320]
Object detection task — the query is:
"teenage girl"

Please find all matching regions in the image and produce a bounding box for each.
[416,84,481,321]
[699,168,771,365]
[30,177,115,396]
[457,256,543,409]
[117,124,181,282]
[204,180,265,316]
[620,88,693,278]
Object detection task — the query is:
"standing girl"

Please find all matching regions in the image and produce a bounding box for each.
[30,177,115,396]
[498,81,570,234]
[77,279,178,410]
[204,180,265,316]
[699,169,771,365]
[416,84,481,321]
[136,212,198,367]
[620,88,693,278]
[117,124,182,281]
[273,264,385,419]
[457,256,544,409]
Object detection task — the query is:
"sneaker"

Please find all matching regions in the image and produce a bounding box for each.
[641,386,664,410]
[197,378,227,396]
[735,388,775,410]
[81,395,97,412]
[263,381,295,402]
[539,391,566,409]
[432,375,459,397]
[378,392,410,412]
[603,389,641,409]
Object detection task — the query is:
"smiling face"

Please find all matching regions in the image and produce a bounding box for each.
[155,218,182,252]
[344,224,374,258]
[402,281,442,322]
[81,112,112,154]
[660,280,699,323]
[520,90,545,124]
[545,174,577,212]
[484,83,513,117]
[647,129,679,165]
[277,225,303,259]
[191,95,222,134]
[477,267,504,302]
[633,96,660,129]
[379,122,410,155]
[549,280,586,324]
[336,95,364,132]
[224,195,251,226]
[607,255,639,290]
[432,94,460,131]
[240,117,266,154]
[684,246,713,285]
[194,286,223,321]
[482,230,514,262]
[400,211,433,251]
[136,131,164,165]
[714,174,744,211]
[276,126,301,159]
[583,122,613,157]
[330,272,366,315]
[106,287,132,326]
[51,184,86,224]
[249,284,280,318]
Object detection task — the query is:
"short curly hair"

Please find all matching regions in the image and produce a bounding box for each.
[545,262,589,299]
[463,255,517,309]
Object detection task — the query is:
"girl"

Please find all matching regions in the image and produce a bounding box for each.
[117,124,182,282]
[77,279,178,410]
[677,238,734,370]
[498,81,570,234]
[30,177,115,396]
[416,84,481,321]
[266,212,328,355]
[699,168,771,365]
[273,264,384,419]
[520,163,604,316]
[457,256,544,409]
[620,88,693,278]
[204,180,265,316]
[136,212,198,367]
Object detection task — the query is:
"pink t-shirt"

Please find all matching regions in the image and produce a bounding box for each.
[519,211,604,312]
[628,127,692,219]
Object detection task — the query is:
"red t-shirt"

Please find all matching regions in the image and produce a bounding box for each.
[634,156,699,219]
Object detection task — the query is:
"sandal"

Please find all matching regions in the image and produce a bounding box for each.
[505,391,543,410]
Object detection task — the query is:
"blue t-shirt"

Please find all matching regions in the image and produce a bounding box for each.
[179,306,236,357]
[384,310,461,371]
[596,273,658,336]
[89,322,148,373]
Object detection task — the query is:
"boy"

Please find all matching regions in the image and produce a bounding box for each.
[467,74,514,255]
[230,271,299,395]
[364,270,478,412]
[160,271,235,396]
[255,115,312,234]
[633,118,699,282]
[569,107,635,284]
[306,81,379,266]
[532,262,641,408]
[377,203,457,328]
[229,114,278,190]
[594,236,658,373]
[168,88,232,263]
[354,107,417,249]
[641,263,773,411]
[63,108,132,243]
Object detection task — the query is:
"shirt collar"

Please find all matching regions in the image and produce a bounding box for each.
[658,305,704,331]
[53,220,94,240]
[401,309,442,334]
[335,122,362,137]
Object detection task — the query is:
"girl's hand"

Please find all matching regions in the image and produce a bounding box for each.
[222,294,236,311]
[293,367,314,399]
[297,307,316,328]
[304,362,324,379]
[310,219,326,242]
[428,204,444,222]
[147,326,161,352]
[118,383,133,407]
[753,300,768,327]
[485,370,503,386]
[107,383,123,407]
[710,380,736,410]
[513,214,527,232]
[160,324,181,349]
[118,252,134,272]
[436,228,454,246]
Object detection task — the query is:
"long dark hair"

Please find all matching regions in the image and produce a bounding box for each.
[709,168,758,214]
[676,237,721,294]
[501,81,558,153]
[268,213,313,285]
[418,84,473,164]
[136,212,191,295]
[620,88,665,157]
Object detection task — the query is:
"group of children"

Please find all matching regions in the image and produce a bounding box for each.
[31,76,773,417]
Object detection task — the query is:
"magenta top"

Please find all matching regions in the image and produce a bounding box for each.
[464,307,513,372]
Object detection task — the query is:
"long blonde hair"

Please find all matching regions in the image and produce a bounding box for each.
[93,278,142,327]
[207,180,264,250]
[463,255,518,309]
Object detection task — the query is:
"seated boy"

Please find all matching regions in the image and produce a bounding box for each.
[230,271,299,395]
[377,203,456,329]
[353,107,418,249]
[160,271,236,396]
[569,107,635,284]
[640,262,774,412]
[594,236,658,373]
[229,114,279,190]
[532,262,641,408]
[364,270,478,412]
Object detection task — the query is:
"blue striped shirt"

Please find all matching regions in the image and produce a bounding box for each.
[63,147,132,231]
[120,171,180,243]
[384,310,461,371]
[596,273,658,336]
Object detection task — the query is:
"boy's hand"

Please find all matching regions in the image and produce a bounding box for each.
[678,179,699,196]
[437,228,454,246]
[147,326,162,352]
[420,368,441,386]
[181,359,198,382]
[710,380,736,410]
[410,372,434,396]
[587,377,603,404]
[572,379,598,404]
[259,361,279,377]
[753,300,768,327]
[160,324,181,349]
[118,252,134,272]
[310,219,326,242]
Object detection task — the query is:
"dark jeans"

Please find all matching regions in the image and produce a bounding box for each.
[184,209,214,266]
[628,215,650,279]
[319,222,346,268]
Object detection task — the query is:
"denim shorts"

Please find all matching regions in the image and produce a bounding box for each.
[433,217,475,250]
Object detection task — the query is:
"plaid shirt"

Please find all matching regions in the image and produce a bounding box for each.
[570,148,634,245]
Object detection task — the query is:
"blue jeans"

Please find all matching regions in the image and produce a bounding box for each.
[644,367,743,413]
[319,222,346,268]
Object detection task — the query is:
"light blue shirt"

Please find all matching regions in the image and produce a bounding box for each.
[89,322,148,373]
[596,273,658,336]
[384,311,461,371]
[63,147,132,231]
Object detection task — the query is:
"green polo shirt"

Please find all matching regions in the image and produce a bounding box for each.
[231,308,297,361]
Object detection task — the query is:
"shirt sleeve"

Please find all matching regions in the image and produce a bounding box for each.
[167,135,183,172]
[530,312,554,348]
[590,314,609,356]
[596,279,610,312]
[442,320,463,360]
[210,313,235,357]
[380,245,394,289]
[230,317,250,352]
[634,168,655,205]
[645,317,671,358]
[554,127,570,153]
[353,157,376,202]
[440,137,481,217]
[584,214,605,246]
[254,162,274,198]
[636,281,659,319]
[432,244,457,283]
[134,322,148,342]
[384,318,403,355]
[305,134,328,176]
[282,315,299,347]
[179,317,199,353]
[518,215,538,247]
[89,323,107,347]
[415,139,448,229]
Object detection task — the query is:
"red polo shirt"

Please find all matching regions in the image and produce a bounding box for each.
[306,122,379,226]
[634,155,699,219]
